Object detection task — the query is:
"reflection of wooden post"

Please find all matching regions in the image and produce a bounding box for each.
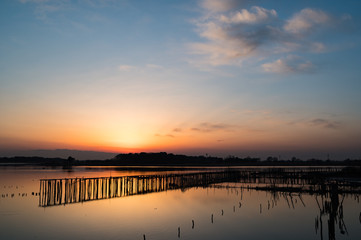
[320,215,323,240]
[39,181,42,206]
[73,179,76,202]
[82,179,85,201]
[124,177,128,196]
[60,180,63,204]
[81,179,84,201]
[143,177,146,193]
[47,180,51,205]
[135,177,139,195]
[108,177,111,198]
[121,177,125,196]
[64,179,67,203]
[82,179,84,201]
[57,180,61,204]
[87,179,91,200]
[96,179,99,199]
[116,178,119,197]
[66,179,71,203]
[92,179,95,200]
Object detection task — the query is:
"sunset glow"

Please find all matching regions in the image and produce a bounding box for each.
[1,0,361,159]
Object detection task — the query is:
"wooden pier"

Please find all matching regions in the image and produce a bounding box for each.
[39,170,241,207]
[39,167,358,208]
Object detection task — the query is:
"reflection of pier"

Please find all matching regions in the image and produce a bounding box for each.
[38,167,361,240]
[39,171,241,207]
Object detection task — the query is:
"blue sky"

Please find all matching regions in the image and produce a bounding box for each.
[1,0,361,160]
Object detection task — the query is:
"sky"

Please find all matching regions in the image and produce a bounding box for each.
[1,0,361,160]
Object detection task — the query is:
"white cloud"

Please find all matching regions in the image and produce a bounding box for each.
[262,56,315,74]
[189,4,348,72]
[190,5,282,66]
[146,64,163,69]
[284,8,330,34]
[118,65,136,71]
[197,21,227,42]
[189,41,254,66]
[219,6,277,24]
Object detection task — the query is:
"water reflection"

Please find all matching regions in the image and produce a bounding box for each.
[246,182,356,240]
[215,168,361,240]
[37,168,361,240]
[315,184,347,240]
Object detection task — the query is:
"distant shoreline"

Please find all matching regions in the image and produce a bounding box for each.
[1,152,360,167]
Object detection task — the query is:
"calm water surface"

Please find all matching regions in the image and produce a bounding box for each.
[0,166,360,240]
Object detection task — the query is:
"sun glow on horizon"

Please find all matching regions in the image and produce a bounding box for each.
[0,0,361,160]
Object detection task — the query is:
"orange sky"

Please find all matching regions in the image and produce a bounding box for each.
[1,0,361,160]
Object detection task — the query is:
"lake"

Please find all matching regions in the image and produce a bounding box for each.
[0,166,360,240]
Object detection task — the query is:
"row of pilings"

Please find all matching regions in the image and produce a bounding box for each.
[38,167,349,207]
[39,170,242,207]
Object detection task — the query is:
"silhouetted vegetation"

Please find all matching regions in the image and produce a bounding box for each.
[0,152,360,167]
[0,156,68,166]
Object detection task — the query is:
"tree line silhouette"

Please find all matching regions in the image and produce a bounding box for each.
[1,152,361,167]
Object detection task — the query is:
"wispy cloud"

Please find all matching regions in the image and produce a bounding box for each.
[146,64,164,69]
[190,122,236,133]
[262,55,316,74]
[189,2,351,72]
[118,65,136,71]
[309,119,341,129]
[284,9,330,34]
[19,0,68,21]
[155,134,175,138]
[173,128,183,132]
[19,0,117,22]
[288,118,342,130]
[118,64,164,72]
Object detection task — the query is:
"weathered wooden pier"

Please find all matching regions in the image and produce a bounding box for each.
[39,167,359,208]
[39,170,242,207]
